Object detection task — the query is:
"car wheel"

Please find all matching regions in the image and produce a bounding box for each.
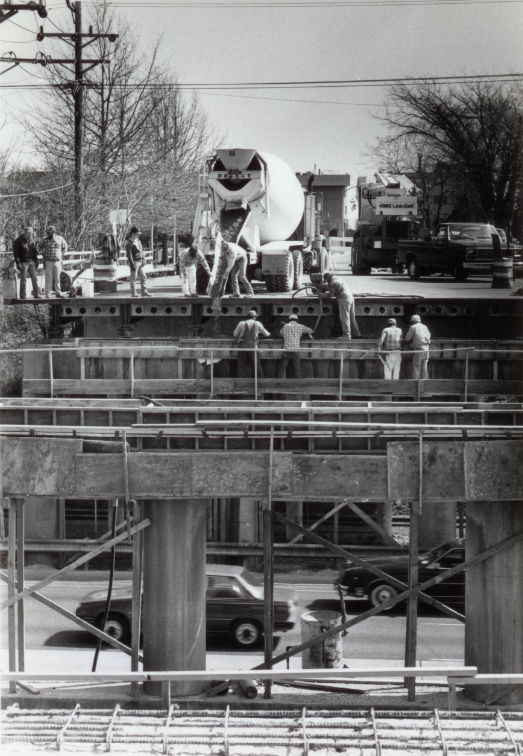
[230,620,262,647]
[97,612,130,645]
[454,263,469,282]
[369,584,397,610]
[407,258,420,280]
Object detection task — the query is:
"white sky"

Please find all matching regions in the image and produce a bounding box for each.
[1,0,522,178]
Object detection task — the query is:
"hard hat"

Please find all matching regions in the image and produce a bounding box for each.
[411,314,421,323]
[388,318,396,325]
[289,314,298,320]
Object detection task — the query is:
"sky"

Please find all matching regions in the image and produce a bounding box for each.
[1,0,522,180]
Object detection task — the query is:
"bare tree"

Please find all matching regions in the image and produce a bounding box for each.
[375,80,523,234]
[22,0,218,247]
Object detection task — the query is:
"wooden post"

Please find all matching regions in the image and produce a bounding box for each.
[58,498,66,568]
[8,498,17,693]
[405,431,422,701]
[131,500,143,697]
[464,351,469,402]
[130,354,135,399]
[16,499,25,674]
[254,346,258,401]
[263,427,275,699]
[210,349,214,398]
[48,349,54,398]
[338,351,344,401]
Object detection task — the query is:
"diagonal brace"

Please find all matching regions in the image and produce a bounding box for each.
[0,572,142,661]
[275,511,463,621]
[0,518,150,611]
[288,500,349,545]
[347,502,401,548]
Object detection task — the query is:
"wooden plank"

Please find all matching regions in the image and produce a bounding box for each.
[288,501,348,545]
[22,377,523,398]
[347,502,401,547]
[1,438,83,496]
[465,440,523,500]
[131,501,143,696]
[405,497,420,701]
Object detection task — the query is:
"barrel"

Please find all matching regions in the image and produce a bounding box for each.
[300,610,343,668]
[492,258,513,289]
[93,261,119,293]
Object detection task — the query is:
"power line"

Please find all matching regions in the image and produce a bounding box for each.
[0,180,74,199]
[196,89,385,106]
[74,0,523,6]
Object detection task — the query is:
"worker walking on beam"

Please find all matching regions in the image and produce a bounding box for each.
[233,308,270,378]
[378,318,403,379]
[405,314,431,379]
[322,273,361,340]
[179,244,212,297]
[278,314,314,378]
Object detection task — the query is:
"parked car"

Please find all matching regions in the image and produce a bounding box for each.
[76,564,296,648]
[337,539,465,610]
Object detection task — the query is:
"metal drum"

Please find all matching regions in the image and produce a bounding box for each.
[300,610,343,668]
[492,258,513,289]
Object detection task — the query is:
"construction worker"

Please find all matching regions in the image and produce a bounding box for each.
[405,314,431,379]
[233,309,270,378]
[179,244,212,297]
[125,226,151,298]
[13,226,40,299]
[223,241,254,297]
[278,314,314,379]
[378,318,403,379]
[39,225,67,298]
[323,273,361,340]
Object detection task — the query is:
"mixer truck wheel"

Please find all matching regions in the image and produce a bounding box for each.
[319,249,329,275]
[265,275,279,293]
[292,250,304,290]
[276,252,295,293]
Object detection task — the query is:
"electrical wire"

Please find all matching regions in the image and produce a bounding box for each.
[0,181,74,198]
[75,0,523,6]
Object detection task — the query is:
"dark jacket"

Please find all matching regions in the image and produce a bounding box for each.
[13,235,38,267]
[125,238,145,269]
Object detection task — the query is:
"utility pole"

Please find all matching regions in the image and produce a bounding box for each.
[74,0,84,230]
[0,1,47,24]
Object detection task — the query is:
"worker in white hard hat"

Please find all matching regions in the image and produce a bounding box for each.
[405,314,431,379]
[322,273,361,340]
[278,313,314,379]
[233,308,270,378]
[378,318,403,379]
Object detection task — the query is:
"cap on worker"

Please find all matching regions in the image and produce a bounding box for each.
[129,225,140,235]
[388,318,396,326]
[289,314,298,320]
[24,226,33,234]
[47,225,56,232]
[410,314,421,323]
[323,272,333,281]
[248,309,258,317]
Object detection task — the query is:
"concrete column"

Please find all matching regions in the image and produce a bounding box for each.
[465,501,523,705]
[238,499,259,542]
[376,501,392,537]
[24,497,60,567]
[286,501,303,540]
[418,501,457,549]
[142,499,208,696]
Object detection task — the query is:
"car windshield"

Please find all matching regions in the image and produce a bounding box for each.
[448,224,497,240]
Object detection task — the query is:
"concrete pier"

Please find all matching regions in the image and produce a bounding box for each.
[142,499,208,696]
[465,501,523,704]
[24,498,61,567]
[418,501,457,549]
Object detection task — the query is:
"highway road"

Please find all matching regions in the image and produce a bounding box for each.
[0,578,464,666]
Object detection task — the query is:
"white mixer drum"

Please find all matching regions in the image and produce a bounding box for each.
[256,150,305,244]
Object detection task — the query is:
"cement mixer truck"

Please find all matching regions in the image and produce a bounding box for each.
[193,149,330,295]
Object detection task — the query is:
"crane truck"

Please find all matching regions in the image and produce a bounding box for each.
[192,149,330,296]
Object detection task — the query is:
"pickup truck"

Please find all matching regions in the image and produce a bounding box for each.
[397,223,522,280]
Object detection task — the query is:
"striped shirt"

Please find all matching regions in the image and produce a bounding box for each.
[39,234,67,261]
[280,321,314,350]
[379,326,403,352]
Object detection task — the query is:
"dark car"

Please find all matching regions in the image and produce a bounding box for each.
[337,539,465,610]
[76,564,296,648]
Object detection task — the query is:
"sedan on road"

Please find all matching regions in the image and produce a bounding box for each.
[337,539,465,610]
[76,564,296,648]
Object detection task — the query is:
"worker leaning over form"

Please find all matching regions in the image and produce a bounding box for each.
[378,318,403,379]
[405,314,431,379]
[179,244,212,297]
[125,226,151,298]
[13,226,40,299]
[39,225,67,298]
[322,273,361,340]
[278,314,314,379]
[233,308,270,379]
[222,241,254,298]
